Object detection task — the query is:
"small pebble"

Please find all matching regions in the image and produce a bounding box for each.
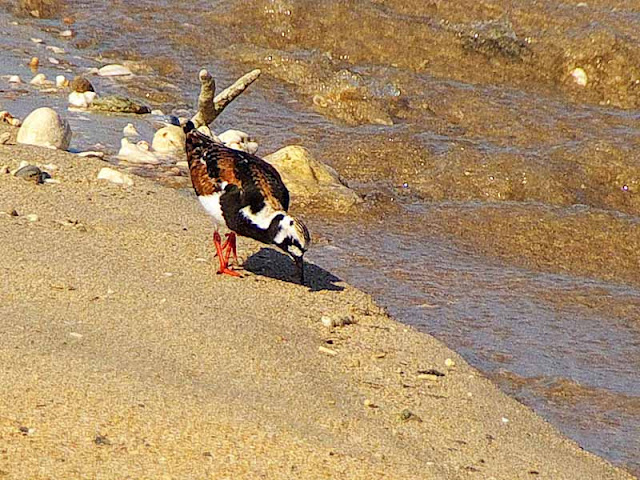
[56,75,68,88]
[0,165,10,174]
[0,133,10,145]
[150,109,165,116]
[501,417,509,424]
[60,29,73,38]
[48,57,60,65]
[30,73,48,85]
[14,165,48,184]
[46,46,65,54]
[29,57,39,68]
[8,75,22,84]
[30,37,43,43]
[570,67,588,87]
[97,167,134,186]
[363,399,377,408]
[444,358,456,368]
[399,409,423,422]
[70,76,94,93]
[320,315,355,328]
[69,332,83,338]
[26,214,39,222]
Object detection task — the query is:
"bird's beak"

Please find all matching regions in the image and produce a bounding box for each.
[295,256,305,285]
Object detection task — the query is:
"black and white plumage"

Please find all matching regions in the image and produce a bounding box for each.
[184,121,311,282]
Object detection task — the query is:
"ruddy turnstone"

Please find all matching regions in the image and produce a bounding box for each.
[184,121,311,283]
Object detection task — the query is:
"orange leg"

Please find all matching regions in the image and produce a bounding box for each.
[213,231,241,277]
[221,232,238,265]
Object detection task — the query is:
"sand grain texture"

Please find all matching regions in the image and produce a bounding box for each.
[0,134,634,479]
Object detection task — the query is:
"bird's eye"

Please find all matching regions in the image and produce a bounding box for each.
[289,221,294,226]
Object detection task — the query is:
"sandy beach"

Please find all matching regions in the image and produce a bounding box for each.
[0,122,634,479]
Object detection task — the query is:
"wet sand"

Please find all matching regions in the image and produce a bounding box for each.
[0,126,634,479]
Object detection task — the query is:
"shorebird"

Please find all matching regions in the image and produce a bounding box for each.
[183,121,311,283]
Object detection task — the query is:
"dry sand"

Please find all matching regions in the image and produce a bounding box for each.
[0,126,634,479]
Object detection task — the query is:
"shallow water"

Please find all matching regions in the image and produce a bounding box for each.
[1,0,639,475]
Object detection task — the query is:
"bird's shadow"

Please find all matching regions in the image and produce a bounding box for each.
[244,248,344,292]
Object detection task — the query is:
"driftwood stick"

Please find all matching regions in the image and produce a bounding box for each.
[191,69,216,128]
[213,69,261,116]
[190,68,261,128]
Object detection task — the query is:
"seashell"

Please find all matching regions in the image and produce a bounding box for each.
[56,75,68,88]
[29,57,39,68]
[30,73,49,85]
[97,64,133,77]
[16,107,72,150]
[570,67,588,87]
[48,57,59,65]
[60,29,73,38]
[218,129,258,154]
[97,167,134,186]
[152,125,185,153]
[117,138,160,164]
[68,91,97,108]
[30,38,43,44]
[123,123,139,137]
[8,75,22,84]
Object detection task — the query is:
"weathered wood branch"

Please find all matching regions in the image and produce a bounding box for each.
[190,68,261,128]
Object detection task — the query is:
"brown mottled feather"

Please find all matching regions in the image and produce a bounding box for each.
[189,161,215,196]
[185,129,290,211]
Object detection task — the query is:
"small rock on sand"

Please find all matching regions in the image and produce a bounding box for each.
[97,167,134,186]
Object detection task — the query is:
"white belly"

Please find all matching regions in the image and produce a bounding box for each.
[198,193,227,229]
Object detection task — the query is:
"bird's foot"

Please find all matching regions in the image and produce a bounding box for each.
[216,266,242,277]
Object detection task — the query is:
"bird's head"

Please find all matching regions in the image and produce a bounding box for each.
[273,215,311,284]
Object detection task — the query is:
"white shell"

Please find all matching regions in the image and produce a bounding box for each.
[48,57,60,65]
[122,123,139,137]
[68,91,96,108]
[97,167,134,186]
[117,138,160,164]
[97,64,133,77]
[570,67,588,87]
[8,75,22,84]
[56,75,68,88]
[60,30,73,38]
[30,73,48,85]
[16,107,72,150]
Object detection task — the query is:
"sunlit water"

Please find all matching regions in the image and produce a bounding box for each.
[0,2,638,475]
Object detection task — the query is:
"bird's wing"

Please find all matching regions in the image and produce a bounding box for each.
[232,150,290,212]
[186,129,290,211]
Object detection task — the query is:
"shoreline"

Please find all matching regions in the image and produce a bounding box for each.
[0,131,635,479]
